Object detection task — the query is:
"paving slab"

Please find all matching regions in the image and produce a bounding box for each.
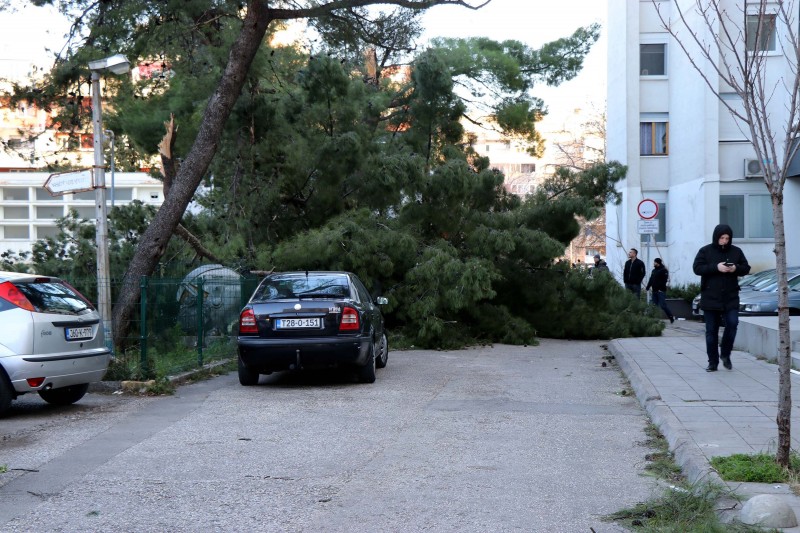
[610,319,800,530]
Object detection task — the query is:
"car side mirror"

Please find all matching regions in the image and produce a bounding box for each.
[376,297,388,305]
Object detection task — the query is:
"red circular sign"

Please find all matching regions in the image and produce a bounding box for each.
[637,199,659,220]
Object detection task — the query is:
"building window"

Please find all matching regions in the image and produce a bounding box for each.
[2,187,29,201]
[640,44,666,75]
[80,134,94,150]
[72,190,95,201]
[640,202,666,244]
[7,137,34,150]
[36,206,64,219]
[640,122,669,155]
[70,207,96,220]
[3,226,30,239]
[36,226,60,240]
[746,14,777,52]
[114,188,133,201]
[36,188,61,201]
[720,194,772,239]
[3,207,29,220]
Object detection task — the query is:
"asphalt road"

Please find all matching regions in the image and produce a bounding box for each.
[0,340,659,532]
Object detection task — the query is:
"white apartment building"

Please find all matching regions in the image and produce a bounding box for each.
[606,0,800,285]
[0,172,164,254]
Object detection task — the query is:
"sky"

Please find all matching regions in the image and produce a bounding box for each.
[0,0,607,128]
[420,0,608,128]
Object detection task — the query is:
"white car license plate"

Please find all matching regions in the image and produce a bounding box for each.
[276,318,320,329]
[65,326,93,340]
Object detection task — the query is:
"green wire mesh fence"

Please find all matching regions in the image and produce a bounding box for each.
[77,270,262,380]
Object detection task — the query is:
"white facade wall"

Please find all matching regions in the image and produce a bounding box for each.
[607,0,800,286]
[0,172,163,254]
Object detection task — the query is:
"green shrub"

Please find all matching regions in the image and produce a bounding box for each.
[666,282,700,303]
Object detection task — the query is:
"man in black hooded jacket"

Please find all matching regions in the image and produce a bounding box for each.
[693,224,751,372]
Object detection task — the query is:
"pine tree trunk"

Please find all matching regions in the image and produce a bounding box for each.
[111,3,273,347]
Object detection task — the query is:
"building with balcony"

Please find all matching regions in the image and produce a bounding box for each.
[606,0,800,285]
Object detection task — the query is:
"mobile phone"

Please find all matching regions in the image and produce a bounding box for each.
[724,261,734,266]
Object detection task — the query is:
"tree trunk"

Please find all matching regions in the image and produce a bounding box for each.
[772,192,792,467]
[111,2,274,346]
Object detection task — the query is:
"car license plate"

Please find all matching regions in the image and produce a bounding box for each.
[65,326,93,341]
[276,318,320,329]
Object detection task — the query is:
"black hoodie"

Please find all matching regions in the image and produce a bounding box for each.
[692,224,751,311]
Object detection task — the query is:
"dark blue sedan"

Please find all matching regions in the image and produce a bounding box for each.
[237,271,388,384]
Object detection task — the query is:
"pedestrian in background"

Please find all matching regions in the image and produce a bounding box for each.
[646,258,674,323]
[592,254,609,274]
[623,248,646,297]
[693,224,751,372]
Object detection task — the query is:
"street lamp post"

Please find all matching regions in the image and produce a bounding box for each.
[89,54,130,352]
[104,129,116,209]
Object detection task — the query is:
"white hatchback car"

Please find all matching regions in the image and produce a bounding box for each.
[0,271,112,417]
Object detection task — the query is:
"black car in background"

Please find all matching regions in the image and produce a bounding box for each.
[237,271,388,384]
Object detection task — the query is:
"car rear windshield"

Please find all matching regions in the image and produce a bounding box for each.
[14,279,94,315]
[252,274,351,301]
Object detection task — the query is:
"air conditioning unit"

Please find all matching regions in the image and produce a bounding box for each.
[744,158,764,178]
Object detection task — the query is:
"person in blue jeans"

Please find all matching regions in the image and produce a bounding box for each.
[646,258,674,323]
[693,224,751,372]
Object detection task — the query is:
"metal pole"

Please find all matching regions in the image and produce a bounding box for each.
[140,275,148,378]
[197,277,204,366]
[104,129,116,209]
[91,72,113,354]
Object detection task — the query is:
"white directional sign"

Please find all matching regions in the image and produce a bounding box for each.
[637,219,660,234]
[43,169,95,196]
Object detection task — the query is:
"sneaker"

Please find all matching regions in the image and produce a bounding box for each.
[721,356,732,370]
[705,365,718,372]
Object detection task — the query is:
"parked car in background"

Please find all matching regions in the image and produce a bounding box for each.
[237,271,388,384]
[739,271,800,316]
[692,267,800,319]
[0,272,112,417]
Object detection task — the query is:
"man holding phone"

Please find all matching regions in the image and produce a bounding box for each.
[693,224,751,372]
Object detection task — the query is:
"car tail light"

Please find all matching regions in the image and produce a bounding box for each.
[0,281,35,311]
[27,377,45,388]
[239,308,258,334]
[339,306,360,331]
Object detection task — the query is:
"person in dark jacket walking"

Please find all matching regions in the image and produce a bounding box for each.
[646,258,674,323]
[623,248,646,297]
[592,254,609,274]
[693,224,751,372]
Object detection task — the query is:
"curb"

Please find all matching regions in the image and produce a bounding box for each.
[607,340,724,487]
[88,358,234,394]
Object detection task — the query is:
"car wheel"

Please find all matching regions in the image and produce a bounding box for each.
[0,373,13,418]
[38,383,89,406]
[238,356,260,386]
[357,342,377,384]
[375,333,389,369]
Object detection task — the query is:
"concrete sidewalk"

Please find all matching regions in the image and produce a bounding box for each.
[609,319,800,530]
